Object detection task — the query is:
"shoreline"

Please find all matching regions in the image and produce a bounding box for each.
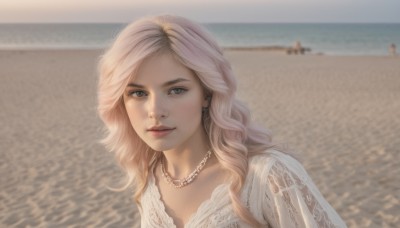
[0,47,398,57]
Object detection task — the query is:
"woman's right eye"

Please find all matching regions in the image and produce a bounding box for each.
[128,90,147,98]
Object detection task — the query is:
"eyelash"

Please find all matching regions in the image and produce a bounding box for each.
[128,90,147,97]
[127,87,188,98]
[169,87,187,95]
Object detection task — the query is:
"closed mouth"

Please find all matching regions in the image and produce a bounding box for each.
[147,126,176,131]
[147,127,176,137]
[149,128,175,132]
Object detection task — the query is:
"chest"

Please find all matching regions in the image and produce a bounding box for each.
[139,161,266,227]
[141,179,243,228]
[159,185,211,225]
[154,167,230,227]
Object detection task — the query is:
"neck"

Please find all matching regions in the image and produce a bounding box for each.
[162,135,212,179]
[163,126,214,179]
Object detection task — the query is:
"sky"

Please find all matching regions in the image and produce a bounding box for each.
[1,0,400,23]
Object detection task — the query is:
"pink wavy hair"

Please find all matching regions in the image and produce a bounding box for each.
[98,15,279,226]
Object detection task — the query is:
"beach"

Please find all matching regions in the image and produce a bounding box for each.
[1,49,399,227]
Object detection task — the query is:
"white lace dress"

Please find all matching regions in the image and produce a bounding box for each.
[139,150,347,227]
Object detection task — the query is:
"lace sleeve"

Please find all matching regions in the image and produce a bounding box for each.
[262,153,347,228]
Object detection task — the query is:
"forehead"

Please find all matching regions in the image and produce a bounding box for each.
[132,52,197,85]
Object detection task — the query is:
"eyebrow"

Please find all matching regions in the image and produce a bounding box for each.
[126,78,190,88]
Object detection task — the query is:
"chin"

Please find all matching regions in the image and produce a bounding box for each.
[145,141,175,152]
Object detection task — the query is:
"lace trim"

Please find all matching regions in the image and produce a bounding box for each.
[267,159,337,227]
[147,175,176,227]
[185,183,230,226]
[148,173,235,227]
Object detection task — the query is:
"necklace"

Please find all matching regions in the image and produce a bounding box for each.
[161,150,212,188]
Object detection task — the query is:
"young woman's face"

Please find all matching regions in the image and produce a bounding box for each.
[123,52,209,152]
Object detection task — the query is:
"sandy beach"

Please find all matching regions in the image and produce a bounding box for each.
[0,49,399,227]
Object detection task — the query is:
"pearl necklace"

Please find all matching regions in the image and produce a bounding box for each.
[161,150,212,188]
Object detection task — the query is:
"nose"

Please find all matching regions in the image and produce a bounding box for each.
[147,94,168,119]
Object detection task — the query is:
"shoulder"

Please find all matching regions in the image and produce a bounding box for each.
[248,149,302,175]
[243,149,306,225]
[246,150,347,227]
[247,149,309,193]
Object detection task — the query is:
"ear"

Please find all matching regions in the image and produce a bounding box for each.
[202,95,211,108]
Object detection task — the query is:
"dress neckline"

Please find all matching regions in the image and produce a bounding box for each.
[149,168,229,227]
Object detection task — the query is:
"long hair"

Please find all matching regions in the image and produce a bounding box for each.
[98,15,277,226]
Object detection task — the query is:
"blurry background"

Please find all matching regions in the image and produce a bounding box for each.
[1,0,400,55]
[1,1,399,227]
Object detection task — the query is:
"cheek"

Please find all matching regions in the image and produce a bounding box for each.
[124,102,146,130]
[174,98,203,121]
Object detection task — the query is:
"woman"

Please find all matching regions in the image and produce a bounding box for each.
[98,15,346,228]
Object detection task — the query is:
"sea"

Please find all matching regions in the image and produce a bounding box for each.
[0,23,399,56]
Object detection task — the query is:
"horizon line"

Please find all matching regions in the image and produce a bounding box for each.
[1,21,400,25]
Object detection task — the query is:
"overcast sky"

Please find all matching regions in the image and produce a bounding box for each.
[1,0,400,23]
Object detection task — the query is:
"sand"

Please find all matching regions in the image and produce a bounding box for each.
[0,49,399,227]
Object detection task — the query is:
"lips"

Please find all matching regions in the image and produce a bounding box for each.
[147,126,176,137]
[148,126,175,131]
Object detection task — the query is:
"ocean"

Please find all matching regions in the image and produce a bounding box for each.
[0,23,399,55]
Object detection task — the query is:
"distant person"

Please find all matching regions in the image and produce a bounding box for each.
[389,43,397,56]
[97,15,346,227]
[294,40,303,54]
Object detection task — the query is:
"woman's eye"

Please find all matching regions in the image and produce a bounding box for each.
[129,90,147,97]
[169,88,187,95]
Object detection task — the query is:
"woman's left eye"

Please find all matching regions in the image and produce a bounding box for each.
[169,88,187,95]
